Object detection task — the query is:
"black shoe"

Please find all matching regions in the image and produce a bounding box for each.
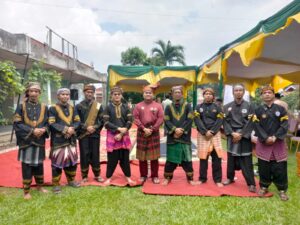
[68,181,81,188]
[223,179,234,185]
[53,186,61,194]
[248,185,257,193]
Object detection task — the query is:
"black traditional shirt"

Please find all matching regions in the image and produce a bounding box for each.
[13,101,49,150]
[223,100,254,139]
[164,100,193,145]
[48,103,80,150]
[103,102,133,132]
[75,99,104,138]
[194,102,223,135]
[254,103,288,142]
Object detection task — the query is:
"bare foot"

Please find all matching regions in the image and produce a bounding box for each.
[103,179,111,186]
[24,193,32,200]
[81,178,88,184]
[37,187,49,193]
[126,177,136,186]
[162,179,170,186]
[189,180,200,185]
[216,182,224,187]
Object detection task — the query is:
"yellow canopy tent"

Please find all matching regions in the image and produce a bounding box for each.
[107,65,198,105]
[198,1,300,96]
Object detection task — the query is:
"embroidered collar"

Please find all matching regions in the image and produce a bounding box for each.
[55,103,73,125]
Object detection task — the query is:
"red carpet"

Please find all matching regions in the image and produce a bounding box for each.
[142,162,273,197]
[0,150,141,188]
[0,149,272,197]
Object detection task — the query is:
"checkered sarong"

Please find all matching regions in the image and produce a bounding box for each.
[197,132,223,159]
[136,129,160,161]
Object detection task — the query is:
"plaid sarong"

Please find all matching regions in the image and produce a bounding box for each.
[197,132,223,159]
[106,130,132,152]
[50,145,78,169]
[136,129,160,161]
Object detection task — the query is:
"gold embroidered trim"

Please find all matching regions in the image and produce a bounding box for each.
[55,104,73,125]
[74,115,80,122]
[13,113,22,122]
[216,112,224,119]
[170,102,187,120]
[194,110,200,117]
[23,102,46,127]
[280,115,288,121]
[164,115,170,120]
[252,115,259,122]
[113,103,122,119]
[188,112,194,119]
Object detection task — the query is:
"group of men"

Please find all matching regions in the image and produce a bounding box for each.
[14,81,289,201]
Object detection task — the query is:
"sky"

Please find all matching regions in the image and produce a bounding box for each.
[0,0,294,73]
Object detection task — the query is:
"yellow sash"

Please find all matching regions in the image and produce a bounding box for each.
[78,101,101,139]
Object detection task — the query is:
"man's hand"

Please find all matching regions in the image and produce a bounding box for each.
[67,127,75,135]
[232,132,242,143]
[265,136,275,145]
[87,126,96,134]
[118,127,128,134]
[205,130,213,139]
[143,128,152,137]
[114,133,123,141]
[33,128,44,137]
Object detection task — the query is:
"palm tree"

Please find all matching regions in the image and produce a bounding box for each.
[151,40,186,66]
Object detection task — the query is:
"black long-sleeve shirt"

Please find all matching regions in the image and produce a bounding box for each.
[223,100,254,139]
[75,99,104,138]
[13,101,49,150]
[103,102,133,132]
[194,102,223,135]
[164,101,193,144]
[254,103,288,142]
[48,103,80,150]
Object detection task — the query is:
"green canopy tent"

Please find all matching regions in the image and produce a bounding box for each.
[107,65,199,107]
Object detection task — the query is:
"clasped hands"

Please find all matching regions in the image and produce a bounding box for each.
[173,128,184,139]
[115,127,128,141]
[33,128,46,138]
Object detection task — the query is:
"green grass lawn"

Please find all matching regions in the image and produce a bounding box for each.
[1,151,300,225]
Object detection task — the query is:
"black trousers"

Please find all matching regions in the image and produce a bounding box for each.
[199,150,222,183]
[106,149,131,178]
[227,152,255,186]
[164,161,194,181]
[52,164,77,186]
[258,159,288,191]
[79,137,100,178]
[22,162,44,193]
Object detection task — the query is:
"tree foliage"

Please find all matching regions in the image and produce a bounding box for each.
[282,89,300,111]
[151,40,185,66]
[121,47,147,66]
[0,61,24,124]
[27,61,62,91]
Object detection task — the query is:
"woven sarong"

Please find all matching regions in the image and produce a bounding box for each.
[50,145,78,169]
[106,130,132,152]
[136,129,160,161]
[197,132,223,159]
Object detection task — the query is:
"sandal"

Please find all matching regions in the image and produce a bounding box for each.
[152,177,160,184]
[279,191,289,201]
[258,187,268,196]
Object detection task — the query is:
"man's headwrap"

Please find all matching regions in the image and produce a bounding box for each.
[171,85,183,93]
[110,86,123,95]
[143,82,160,93]
[83,84,96,92]
[260,85,274,95]
[25,82,41,94]
[57,88,70,95]
[203,87,215,96]
[233,83,245,91]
